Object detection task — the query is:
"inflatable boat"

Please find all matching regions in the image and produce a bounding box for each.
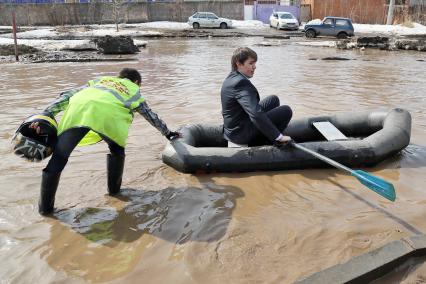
[162,108,411,173]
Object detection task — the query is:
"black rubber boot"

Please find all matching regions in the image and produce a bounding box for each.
[107,154,125,196]
[38,170,61,216]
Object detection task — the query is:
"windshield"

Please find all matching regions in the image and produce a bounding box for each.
[279,14,294,19]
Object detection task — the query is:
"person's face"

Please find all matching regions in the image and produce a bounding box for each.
[236,57,257,78]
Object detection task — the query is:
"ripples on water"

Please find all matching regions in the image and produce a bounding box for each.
[0,37,425,283]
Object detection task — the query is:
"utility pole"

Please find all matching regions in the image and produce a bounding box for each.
[12,11,19,61]
[386,0,395,25]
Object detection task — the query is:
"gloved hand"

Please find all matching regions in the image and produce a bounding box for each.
[166,131,181,141]
[29,112,55,135]
[29,121,42,134]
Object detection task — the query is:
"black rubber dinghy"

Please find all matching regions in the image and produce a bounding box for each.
[162,108,411,173]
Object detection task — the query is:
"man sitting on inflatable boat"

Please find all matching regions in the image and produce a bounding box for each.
[221,47,293,147]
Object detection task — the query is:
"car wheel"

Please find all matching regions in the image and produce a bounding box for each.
[220,22,227,29]
[193,22,200,29]
[305,29,316,38]
[337,32,348,39]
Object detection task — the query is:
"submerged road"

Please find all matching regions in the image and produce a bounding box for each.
[0,37,425,283]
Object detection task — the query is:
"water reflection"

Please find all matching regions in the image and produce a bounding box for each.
[35,184,243,281]
[56,185,243,244]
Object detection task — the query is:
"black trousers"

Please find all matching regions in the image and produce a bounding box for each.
[45,127,125,173]
[249,95,293,146]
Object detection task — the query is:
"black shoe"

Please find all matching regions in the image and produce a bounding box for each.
[107,154,125,196]
[38,170,61,216]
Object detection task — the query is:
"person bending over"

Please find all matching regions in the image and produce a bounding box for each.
[31,68,180,215]
[221,47,292,147]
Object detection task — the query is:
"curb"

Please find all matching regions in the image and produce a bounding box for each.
[296,234,426,284]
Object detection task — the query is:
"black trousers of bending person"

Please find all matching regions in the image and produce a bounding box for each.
[248,95,293,146]
[45,127,125,173]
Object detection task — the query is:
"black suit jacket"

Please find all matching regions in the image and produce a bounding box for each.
[221,71,280,144]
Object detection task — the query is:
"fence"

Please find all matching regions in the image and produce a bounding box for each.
[0,0,65,3]
[243,0,300,22]
[0,0,201,2]
[410,4,426,24]
[300,0,426,24]
[254,3,300,23]
[307,0,387,24]
[390,3,426,25]
[0,0,244,25]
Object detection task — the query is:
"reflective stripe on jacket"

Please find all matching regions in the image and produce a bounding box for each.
[58,76,145,147]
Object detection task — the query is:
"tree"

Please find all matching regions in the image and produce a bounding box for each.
[112,0,124,32]
[386,0,395,25]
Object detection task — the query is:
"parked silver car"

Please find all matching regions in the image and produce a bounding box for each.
[188,12,232,29]
[269,12,299,30]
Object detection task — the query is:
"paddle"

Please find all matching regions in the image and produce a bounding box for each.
[289,141,396,202]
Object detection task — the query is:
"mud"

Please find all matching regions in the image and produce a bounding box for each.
[0,44,39,56]
[337,35,426,51]
[1,26,424,65]
[0,51,138,63]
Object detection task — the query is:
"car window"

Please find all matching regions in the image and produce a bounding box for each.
[323,18,334,25]
[336,19,350,26]
[198,13,207,19]
[280,14,294,19]
[207,14,218,19]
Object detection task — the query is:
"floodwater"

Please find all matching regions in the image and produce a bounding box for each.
[0,37,425,283]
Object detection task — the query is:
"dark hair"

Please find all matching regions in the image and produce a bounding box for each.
[231,47,257,71]
[118,68,142,83]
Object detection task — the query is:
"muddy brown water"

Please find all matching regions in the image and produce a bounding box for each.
[0,37,425,283]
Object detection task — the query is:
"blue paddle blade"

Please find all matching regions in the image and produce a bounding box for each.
[351,170,396,201]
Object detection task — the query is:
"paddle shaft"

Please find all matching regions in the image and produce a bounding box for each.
[290,142,353,174]
[289,141,396,201]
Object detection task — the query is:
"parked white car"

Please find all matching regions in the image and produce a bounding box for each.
[188,12,232,29]
[269,12,299,30]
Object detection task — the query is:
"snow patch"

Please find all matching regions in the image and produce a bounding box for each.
[354,22,426,35]
[0,37,96,51]
[294,41,337,48]
[232,20,267,29]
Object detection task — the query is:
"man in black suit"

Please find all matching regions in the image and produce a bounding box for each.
[221,47,293,146]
